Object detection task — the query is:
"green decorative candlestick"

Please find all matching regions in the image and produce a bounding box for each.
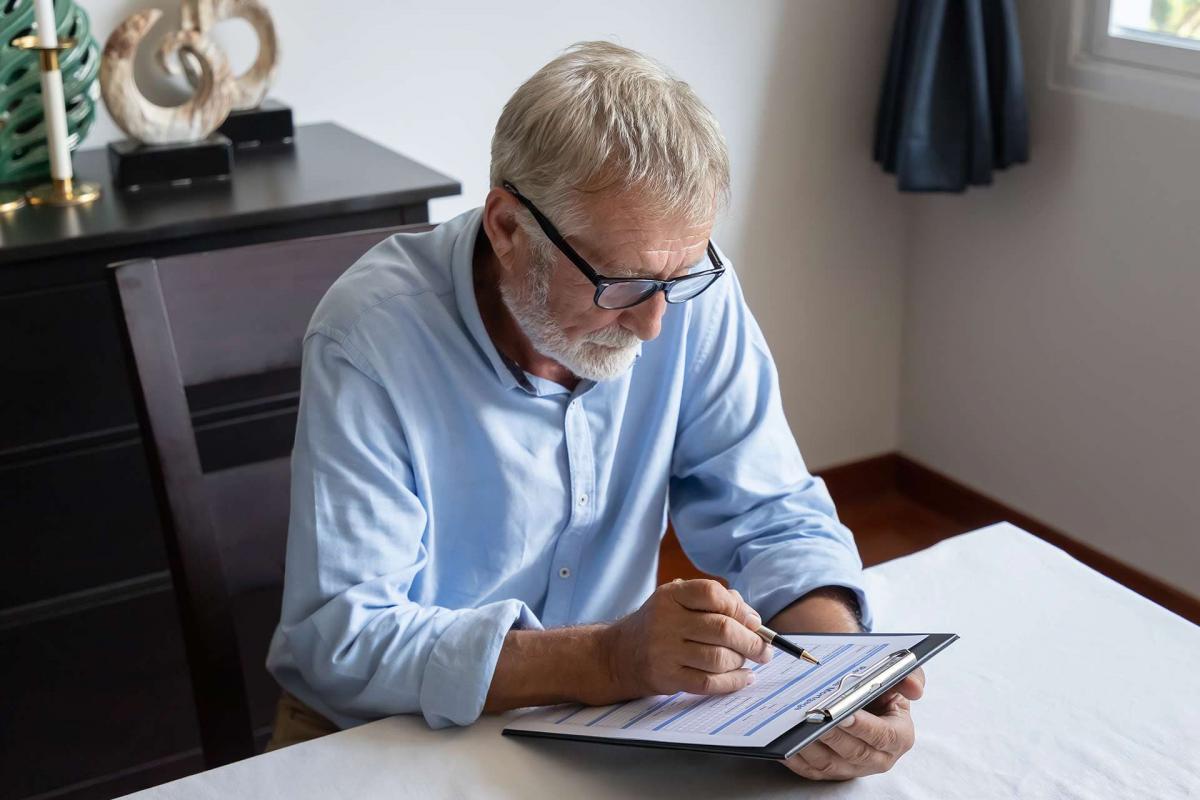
[0,0,101,187]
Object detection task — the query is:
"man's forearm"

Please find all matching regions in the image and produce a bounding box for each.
[483,625,621,713]
[767,586,864,633]
[482,584,862,715]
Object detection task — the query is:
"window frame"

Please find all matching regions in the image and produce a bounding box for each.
[1051,0,1200,119]
[1091,0,1200,77]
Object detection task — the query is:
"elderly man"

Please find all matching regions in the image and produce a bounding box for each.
[266,41,924,780]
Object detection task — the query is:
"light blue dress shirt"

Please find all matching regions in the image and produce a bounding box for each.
[266,207,871,731]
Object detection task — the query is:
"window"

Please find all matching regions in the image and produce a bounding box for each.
[1051,0,1200,118]
[1110,0,1200,45]
[1094,0,1200,76]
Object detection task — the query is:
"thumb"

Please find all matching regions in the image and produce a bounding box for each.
[895,670,925,701]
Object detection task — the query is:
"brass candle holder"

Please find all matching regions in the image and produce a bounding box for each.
[25,175,102,207]
[0,189,26,213]
[10,34,102,207]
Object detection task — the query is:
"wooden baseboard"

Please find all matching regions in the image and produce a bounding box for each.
[811,452,902,504]
[882,454,1199,625]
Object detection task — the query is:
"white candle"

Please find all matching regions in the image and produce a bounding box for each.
[32,0,73,183]
[33,0,56,48]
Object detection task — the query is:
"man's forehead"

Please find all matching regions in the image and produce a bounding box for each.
[586,229,712,277]
[572,196,714,273]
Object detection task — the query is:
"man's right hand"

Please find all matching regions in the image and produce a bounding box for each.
[599,579,773,700]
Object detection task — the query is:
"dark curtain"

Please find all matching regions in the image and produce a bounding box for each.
[874,0,1029,192]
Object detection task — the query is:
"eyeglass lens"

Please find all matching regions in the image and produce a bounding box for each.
[665,272,719,303]
[597,281,658,309]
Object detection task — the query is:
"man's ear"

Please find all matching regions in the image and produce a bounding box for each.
[481,187,524,276]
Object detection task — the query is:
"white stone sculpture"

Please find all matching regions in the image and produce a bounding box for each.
[167,0,279,112]
[100,0,279,145]
[100,8,234,145]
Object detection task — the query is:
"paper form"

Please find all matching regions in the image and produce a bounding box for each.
[505,634,926,748]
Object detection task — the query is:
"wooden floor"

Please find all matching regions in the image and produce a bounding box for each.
[836,489,964,567]
[658,489,967,583]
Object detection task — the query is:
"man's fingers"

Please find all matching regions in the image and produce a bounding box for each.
[676,666,755,695]
[896,669,925,700]
[784,692,919,781]
[834,709,910,755]
[786,742,852,781]
[866,689,913,716]
[818,727,893,772]
[672,579,738,611]
[726,588,762,631]
[672,579,759,623]
[678,641,748,675]
[684,612,772,663]
[818,726,875,764]
[672,581,767,651]
[793,741,837,773]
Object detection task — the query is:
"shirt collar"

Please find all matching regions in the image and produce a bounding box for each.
[451,206,643,396]
[452,207,525,393]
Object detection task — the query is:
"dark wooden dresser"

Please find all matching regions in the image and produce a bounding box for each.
[0,123,460,800]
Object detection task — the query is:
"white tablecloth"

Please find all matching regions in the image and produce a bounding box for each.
[124,523,1200,799]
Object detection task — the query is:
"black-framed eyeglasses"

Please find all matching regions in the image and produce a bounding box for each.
[502,181,726,310]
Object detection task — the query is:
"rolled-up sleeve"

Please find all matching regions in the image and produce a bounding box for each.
[668,270,873,630]
[273,332,540,729]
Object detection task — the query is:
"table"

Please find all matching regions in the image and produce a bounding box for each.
[120,524,1200,799]
[0,124,459,800]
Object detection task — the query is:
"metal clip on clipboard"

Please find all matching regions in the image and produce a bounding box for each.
[803,649,918,724]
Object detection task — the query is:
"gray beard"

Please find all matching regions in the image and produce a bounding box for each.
[498,256,641,382]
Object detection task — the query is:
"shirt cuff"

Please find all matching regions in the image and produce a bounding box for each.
[418,599,542,728]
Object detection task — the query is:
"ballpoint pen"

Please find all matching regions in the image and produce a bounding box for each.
[756,624,821,665]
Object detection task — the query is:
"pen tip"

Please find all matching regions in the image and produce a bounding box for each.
[803,652,821,666]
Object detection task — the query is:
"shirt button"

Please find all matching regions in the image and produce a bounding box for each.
[559,566,571,579]
[578,494,588,505]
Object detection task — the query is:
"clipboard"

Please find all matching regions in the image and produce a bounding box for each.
[762,632,958,759]
[503,632,959,760]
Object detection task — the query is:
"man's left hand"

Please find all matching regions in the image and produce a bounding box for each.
[782,668,925,781]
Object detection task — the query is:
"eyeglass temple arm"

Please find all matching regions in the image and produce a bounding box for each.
[705,241,723,269]
[504,181,725,280]
[501,182,602,283]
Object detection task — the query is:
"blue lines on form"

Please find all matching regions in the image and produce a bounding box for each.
[652,693,716,731]
[744,643,890,736]
[708,644,853,735]
[619,694,680,729]
[555,704,585,724]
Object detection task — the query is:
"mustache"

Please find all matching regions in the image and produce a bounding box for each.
[585,325,641,348]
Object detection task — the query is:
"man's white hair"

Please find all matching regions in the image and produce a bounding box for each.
[490,41,731,238]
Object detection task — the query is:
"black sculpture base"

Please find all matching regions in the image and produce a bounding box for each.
[219,99,295,148]
[107,135,234,191]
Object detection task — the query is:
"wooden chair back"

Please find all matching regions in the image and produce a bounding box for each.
[110,223,434,767]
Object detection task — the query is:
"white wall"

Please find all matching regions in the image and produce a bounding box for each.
[79,0,906,471]
[76,2,1196,593]
[900,1,1200,596]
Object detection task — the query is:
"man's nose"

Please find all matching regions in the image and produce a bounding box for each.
[619,291,667,341]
